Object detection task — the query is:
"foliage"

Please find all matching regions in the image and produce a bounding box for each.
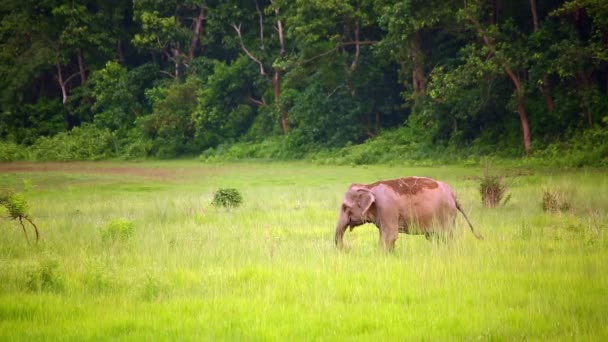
[542,188,574,213]
[194,57,258,150]
[212,188,243,208]
[479,167,510,208]
[89,62,159,133]
[25,258,64,293]
[1,190,40,244]
[0,0,607,165]
[102,219,135,243]
[532,122,608,167]
[136,77,200,158]
[0,191,29,219]
[29,124,116,161]
[0,141,29,161]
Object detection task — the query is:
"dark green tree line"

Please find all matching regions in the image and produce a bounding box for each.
[0,0,606,161]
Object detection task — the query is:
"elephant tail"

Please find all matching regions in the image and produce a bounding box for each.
[456,200,484,240]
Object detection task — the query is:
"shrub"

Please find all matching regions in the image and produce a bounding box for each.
[542,188,573,213]
[0,190,40,244]
[479,167,510,208]
[25,259,64,292]
[29,123,116,161]
[0,141,29,161]
[102,219,135,243]
[212,188,243,208]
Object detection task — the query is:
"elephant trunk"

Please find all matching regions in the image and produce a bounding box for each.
[335,214,348,249]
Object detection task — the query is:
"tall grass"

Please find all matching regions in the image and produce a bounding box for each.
[0,162,606,339]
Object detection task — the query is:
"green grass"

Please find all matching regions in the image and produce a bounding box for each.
[1,161,607,340]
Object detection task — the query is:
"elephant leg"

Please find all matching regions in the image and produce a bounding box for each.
[379,225,399,252]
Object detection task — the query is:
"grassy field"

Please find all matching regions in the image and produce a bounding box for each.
[0,161,606,340]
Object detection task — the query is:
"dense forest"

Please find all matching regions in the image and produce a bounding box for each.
[1,0,607,165]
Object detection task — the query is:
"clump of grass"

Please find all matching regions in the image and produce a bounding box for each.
[212,188,243,208]
[25,259,64,292]
[140,273,165,301]
[542,188,573,213]
[0,190,40,244]
[479,168,510,208]
[102,218,135,243]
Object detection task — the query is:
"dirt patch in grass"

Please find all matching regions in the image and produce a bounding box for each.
[0,162,179,181]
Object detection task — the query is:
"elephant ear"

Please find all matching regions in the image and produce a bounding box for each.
[356,188,375,216]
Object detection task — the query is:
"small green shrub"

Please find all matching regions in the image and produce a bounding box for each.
[102,219,135,243]
[25,259,64,292]
[0,141,29,161]
[542,189,573,213]
[212,188,243,208]
[0,190,40,243]
[479,167,510,208]
[83,265,114,293]
[140,273,164,301]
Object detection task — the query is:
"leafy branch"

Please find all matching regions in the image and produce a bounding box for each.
[1,191,40,244]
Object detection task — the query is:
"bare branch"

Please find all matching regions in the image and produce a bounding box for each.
[159,70,177,79]
[530,0,539,32]
[18,217,30,245]
[350,23,361,72]
[231,23,266,75]
[63,71,82,85]
[188,4,207,61]
[327,83,346,98]
[275,8,285,56]
[299,40,376,66]
[300,47,338,65]
[248,96,267,106]
[253,0,265,50]
[23,216,40,242]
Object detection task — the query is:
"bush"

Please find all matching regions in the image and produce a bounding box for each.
[212,188,243,208]
[0,141,29,161]
[533,123,608,167]
[542,188,573,213]
[102,219,135,243]
[0,190,40,244]
[479,167,510,208]
[25,259,64,292]
[29,124,116,161]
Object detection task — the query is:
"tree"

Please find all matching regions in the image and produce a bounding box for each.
[228,0,290,134]
[133,0,208,79]
[378,0,459,106]
[460,0,533,154]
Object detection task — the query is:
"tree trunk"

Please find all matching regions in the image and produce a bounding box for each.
[529,0,539,31]
[172,47,181,79]
[410,35,426,97]
[188,4,206,62]
[529,0,555,113]
[517,96,532,155]
[254,0,265,50]
[541,76,555,112]
[117,39,126,65]
[275,10,288,134]
[56,63,68,104]
[77,49,86,84]
[506,69,532,155]
[274,68,288,134]
[576,72,594,127]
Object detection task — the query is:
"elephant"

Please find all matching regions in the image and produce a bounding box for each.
[334,176,483,251]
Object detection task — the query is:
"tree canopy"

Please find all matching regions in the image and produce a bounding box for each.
[1,0,607,163]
